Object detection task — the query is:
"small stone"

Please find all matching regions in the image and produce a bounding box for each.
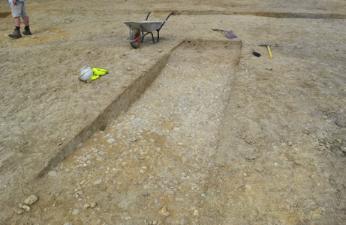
[64,223,73,225]
[19,203,30,212]
[14,208,24,215]
[129,137,138,142]
[107,138,115,144]
[335,114,346,128]
[74,191,83,199]
[127,67,133,71]
[158,49,163,53]
[90,202,97,208]
[48,170,57,177]
[148,220,158,225]
[93,179,102,185]
[23,195,39,206]
[159,206,170,217]
[84,202,97,209]
[244,154,256,161]
[71,208,80,215]
[193,209,199,216]
[288,141,293,146]
[265,67,273,71]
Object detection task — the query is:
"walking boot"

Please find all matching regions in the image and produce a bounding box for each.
[8,27,22,39]
[23,26,32,35]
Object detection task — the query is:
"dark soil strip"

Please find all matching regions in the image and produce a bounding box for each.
[159,10,346,19]
[0,12,11,18]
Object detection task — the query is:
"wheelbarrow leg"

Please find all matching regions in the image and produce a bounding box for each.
[150,32,155,43]
[141,32,155,43]
[156,30,160,42]
[141,31,145,42]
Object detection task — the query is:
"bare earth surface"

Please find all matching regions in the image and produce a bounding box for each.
[0,0,346,224]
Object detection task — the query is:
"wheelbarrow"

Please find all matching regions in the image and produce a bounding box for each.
[124,12,173,49]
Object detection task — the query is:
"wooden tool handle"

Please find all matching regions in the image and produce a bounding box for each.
[267,46,273,59]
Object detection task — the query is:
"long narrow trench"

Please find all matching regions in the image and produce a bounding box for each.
[15,40,241,224]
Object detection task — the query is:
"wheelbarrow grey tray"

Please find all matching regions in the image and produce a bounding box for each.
[124,21,163,32]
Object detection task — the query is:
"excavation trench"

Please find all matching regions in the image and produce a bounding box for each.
[19,40,242,224]
[38,40,241,177]
[37,44,179,177]
[170,10,346,19]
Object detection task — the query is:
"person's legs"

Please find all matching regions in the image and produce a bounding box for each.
[9,16,22,39]
[23,15,29,26]
[14,16,21,27]
[22,3,31,35]
[9,2,23,38]
[22,15,32,35]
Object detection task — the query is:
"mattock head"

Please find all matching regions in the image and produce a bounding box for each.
[258,43,279,47]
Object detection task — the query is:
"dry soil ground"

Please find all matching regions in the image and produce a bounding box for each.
[0,0,346,224]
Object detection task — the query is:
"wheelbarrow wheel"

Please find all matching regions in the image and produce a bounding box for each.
[129,28,141,49]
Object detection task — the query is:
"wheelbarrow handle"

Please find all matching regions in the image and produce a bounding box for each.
[158,12,174,31]
[145,12,151,20]
[165,12,174,22]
